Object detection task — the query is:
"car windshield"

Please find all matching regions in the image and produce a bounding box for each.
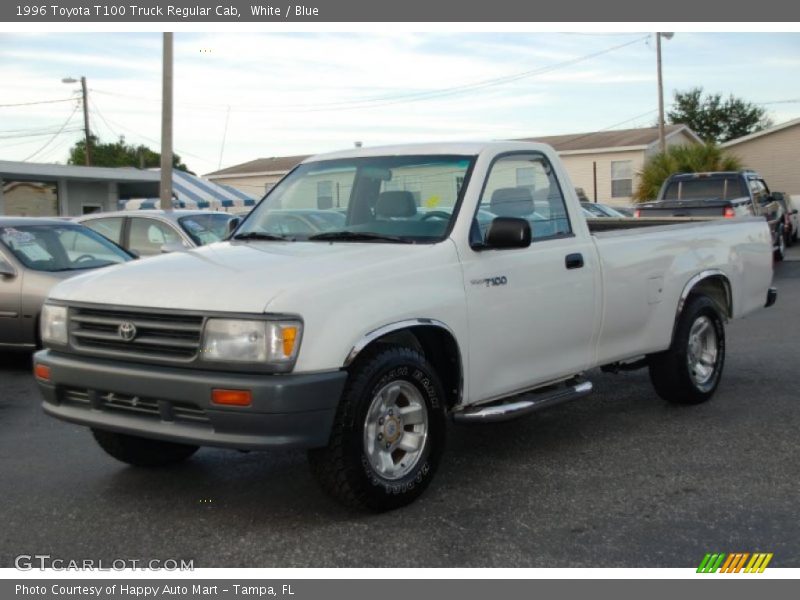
[662,177,749,201]
[178,213,235,245]
[0,224,131,272]
[236,155,475,243]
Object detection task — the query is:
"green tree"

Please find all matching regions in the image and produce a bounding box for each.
[68,135,193,174]
[634,143,742,201]
[668,87,772,143]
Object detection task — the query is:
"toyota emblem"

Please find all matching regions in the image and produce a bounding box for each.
[118,322,137,342]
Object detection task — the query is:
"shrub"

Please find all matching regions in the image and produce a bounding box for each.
[634,143,742,201]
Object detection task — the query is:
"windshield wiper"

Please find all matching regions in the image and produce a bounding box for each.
[307,231,413,244]
[232,232,289,241]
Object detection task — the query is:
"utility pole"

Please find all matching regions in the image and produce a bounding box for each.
[62,76,91,165]
[160,32,174,211]
[80,77,91,166]
[656,32,674,154]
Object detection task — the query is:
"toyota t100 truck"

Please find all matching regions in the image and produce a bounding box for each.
[33,142,777,511]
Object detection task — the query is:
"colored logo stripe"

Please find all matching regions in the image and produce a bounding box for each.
[697,552,773,573]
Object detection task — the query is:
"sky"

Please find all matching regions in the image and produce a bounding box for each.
[1,31,799,183]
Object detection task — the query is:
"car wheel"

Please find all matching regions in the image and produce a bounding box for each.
[308,345,446,511]
[648,295,726,405]
[92,429,198,467]
[774,226,786,261]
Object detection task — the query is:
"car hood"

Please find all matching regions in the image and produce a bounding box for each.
[48,241,443,313]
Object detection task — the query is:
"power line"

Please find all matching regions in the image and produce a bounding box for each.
[90,36,650,115]
[0,97,76,108]
[22,104,80,162]
[89,99,122,140]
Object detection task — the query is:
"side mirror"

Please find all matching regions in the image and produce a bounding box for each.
[483,217,531,250]
[160,241,189,254]
[226,216,242,238]
[0,259,16,278]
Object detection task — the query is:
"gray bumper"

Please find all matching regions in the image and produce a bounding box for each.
[34,350,347,450]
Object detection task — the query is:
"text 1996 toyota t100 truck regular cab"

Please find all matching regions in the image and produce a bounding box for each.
[34,142,777,510]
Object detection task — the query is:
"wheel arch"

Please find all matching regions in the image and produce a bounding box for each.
[677,269,733,321]
[344,319,463,409]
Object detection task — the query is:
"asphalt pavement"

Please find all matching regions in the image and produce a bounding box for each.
[1,257,798,568]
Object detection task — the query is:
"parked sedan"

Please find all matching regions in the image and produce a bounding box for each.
[76,210,236,257]
[581,202,630,218]
[0,218,133,350]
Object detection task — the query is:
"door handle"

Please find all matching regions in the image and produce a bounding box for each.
[565,253,584,269]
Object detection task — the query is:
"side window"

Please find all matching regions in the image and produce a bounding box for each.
[83,217,124,244]
[749,179,767,206]
[128,218,181,256]
[476,154,572,243]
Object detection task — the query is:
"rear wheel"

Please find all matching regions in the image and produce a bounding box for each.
[649,295,725,405]
[308,345,446,511]
[92,429,198,467]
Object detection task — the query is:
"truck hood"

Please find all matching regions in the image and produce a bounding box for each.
[48,241,441,313]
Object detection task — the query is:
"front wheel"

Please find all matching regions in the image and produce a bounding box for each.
[308,345,446,511]
[92,429,198,467]
[648,295,726,405]
[774,226,786,261]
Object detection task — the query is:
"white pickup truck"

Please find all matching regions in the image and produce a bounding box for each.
[34,142,776,511]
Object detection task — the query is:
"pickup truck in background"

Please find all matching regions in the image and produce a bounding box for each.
[33,142,777,511]
[634,170,787,260]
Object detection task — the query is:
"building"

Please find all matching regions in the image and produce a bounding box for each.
[204,125,702,206]
[204,155,312,197]
[0,161,255,216]
[721,117,800,195]
[0,161,160,216]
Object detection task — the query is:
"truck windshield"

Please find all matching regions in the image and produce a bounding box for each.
[662,177,749,201]
[236,155,475,243]
[0,224,132,272]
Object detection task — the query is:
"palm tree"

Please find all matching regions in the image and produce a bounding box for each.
[634,143,742,201]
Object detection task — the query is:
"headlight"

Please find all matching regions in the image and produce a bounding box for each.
[201,319,302,365]
[41,304,68,345]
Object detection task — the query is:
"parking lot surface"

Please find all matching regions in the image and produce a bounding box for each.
[1,260,798,568]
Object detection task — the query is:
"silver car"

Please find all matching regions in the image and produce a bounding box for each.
[76,210,236,257]
[0,218,133,350]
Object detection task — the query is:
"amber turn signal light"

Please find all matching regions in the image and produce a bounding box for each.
[34,364,51,381]
[211,388,252,407]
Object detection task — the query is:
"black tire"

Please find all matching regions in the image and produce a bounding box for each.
[648,295,726,405]
[92,429,198,467]
[308,345,446,511]
[774,226,786,262]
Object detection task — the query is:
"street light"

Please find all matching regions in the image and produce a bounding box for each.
[656,32,674,154]
[63,75,91,166]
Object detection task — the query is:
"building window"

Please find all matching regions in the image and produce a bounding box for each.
[316,180,333,209]
[611,161,633,198]
[516,167,536,188]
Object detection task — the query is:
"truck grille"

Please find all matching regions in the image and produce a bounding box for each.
[69,306,204,362]
[61,388,210,425]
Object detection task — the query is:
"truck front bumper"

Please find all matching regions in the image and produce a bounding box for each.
[34,350,348,450]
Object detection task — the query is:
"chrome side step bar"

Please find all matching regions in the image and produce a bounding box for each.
[453,381,593,423]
